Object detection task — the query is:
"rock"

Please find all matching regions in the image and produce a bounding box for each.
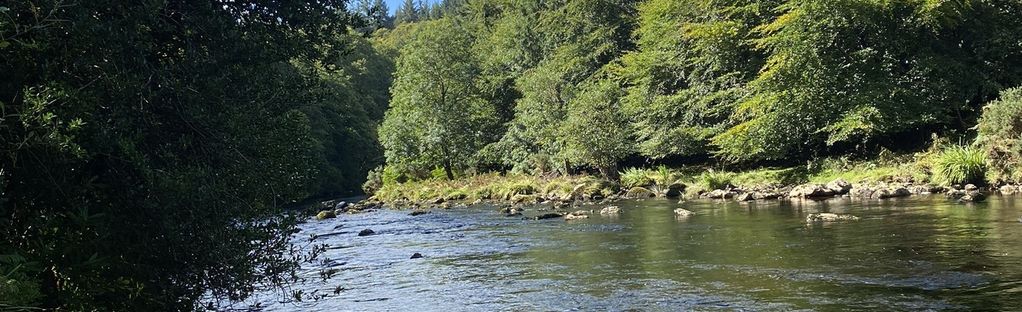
[626,187,655,198]
[471,199,483,205]
[430,197,445,205]
[316,210,337,220]
[666,183,686,198]
[752,192,780,200]
[357,229,375,236]
[789,184,835,198]
[409,210,430,216]
[735,192,754,202]
[410,252,424,259]
[871,187,911,199]
[511,194,539,205]
[806,213,860,223]
[564,210,589,220]
[826,179,853,195]
[600,206,621,215]
[964,184,979,191]
[552,200,571,210]
[1000,185,1017,194]
[960,190,986,202]
[674,208,694,217]
[705,189,735,199]
[334,201,350,211]
[534,212,565,220]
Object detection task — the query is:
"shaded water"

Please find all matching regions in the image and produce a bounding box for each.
[249,195,1022,311]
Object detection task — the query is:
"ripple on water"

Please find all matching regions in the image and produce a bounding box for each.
[247,197,1022,311]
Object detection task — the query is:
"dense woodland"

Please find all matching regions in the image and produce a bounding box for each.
[2,0,1022,310]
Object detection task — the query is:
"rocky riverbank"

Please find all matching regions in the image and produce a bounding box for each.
[312,175,1009,221]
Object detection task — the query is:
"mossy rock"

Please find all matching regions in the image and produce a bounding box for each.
[315,210,337,220]
[626,186,655,198]
[510,194,539,204]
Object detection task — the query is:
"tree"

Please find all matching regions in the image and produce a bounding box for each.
[379,19,497,179]
[562,76,632,179]
[396,0,420,24]
[0,0,379,310]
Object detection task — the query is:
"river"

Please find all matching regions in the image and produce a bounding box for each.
[246,195,1022,311]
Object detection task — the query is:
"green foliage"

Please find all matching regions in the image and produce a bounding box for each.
[976,87,1022,184]
[620,167,656,188]
[0,1,378,310]
[932,145,988,186]
[697,170,736,191]
[562,77,632,176]
[379,19,498,180]
[715,0,1022,161]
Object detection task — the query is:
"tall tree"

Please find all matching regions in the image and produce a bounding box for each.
[379,19,497,179]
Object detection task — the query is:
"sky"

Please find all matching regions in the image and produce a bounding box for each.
[381,0,439,15]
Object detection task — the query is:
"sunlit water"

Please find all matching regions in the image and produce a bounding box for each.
[246,195,1022,311]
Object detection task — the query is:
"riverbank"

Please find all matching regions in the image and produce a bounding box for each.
[315,154,1019,218]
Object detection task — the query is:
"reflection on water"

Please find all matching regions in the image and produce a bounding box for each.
[248,195,1022,311]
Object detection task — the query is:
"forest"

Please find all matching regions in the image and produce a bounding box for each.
[2,0,1022,310]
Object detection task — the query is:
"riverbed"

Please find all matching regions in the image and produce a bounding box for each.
[247,195,1022,311]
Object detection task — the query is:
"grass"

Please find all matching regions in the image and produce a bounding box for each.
[930,145,987,186]
[371,143,997,206]
[372,173,618,206]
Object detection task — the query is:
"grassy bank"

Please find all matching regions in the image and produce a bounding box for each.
[367,144,993,207]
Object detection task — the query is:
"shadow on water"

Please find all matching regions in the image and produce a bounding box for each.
[247,195,1022,311]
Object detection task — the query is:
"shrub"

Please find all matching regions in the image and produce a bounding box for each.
[976,87,1022,184]
[620,167,654,188]
[697,170,735,190]
[931,145,987,186]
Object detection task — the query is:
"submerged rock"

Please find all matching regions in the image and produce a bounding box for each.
[410,252,424,259]
[564,210,589,220]
[600,206,621,215]
[409,210,430,216]
[674,208,694,218]
[806,213,860,223]
[534,212,565,220]
[357,229,375,236]
[316,210,337,220]
[948,188,986,202]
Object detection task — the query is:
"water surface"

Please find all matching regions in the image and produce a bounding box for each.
[248,195,1022,311]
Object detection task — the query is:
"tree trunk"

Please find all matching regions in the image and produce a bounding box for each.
[599,163,620,181]
[443,160,454,180]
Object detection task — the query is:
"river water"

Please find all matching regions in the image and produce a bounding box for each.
[247,195,1022,311]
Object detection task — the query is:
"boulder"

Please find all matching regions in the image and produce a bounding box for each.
[564,210,590,220]
[674,208,694,217]
[409,210,430,216]
[806,213,860,223]
[999,185,1017,194]
[430,197,445,205]
[825,179,853,195]
[357,229,375,236]
[752,192,781,200]
[870,187,911,199]
[334,201,350,211]
[735,192,754,202]
[410,252,424,259]
[600,206,621,215]
[626,187,655,198]
[665,183,686,198]
[705,189,735,199]
[316,210,337,220]
[964,184,979,191]
[789,184,835,198]
[511,194,539,205]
